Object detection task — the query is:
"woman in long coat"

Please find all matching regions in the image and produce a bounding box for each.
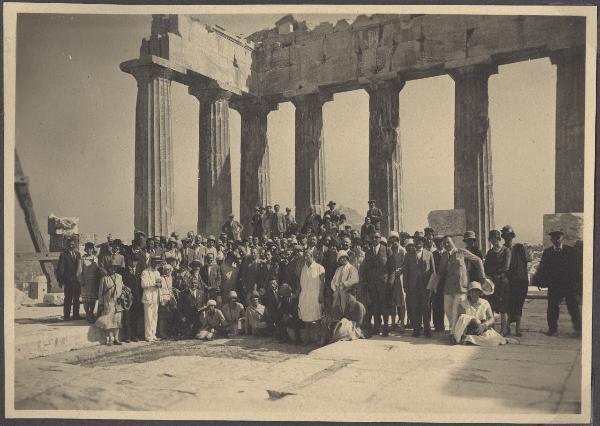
[484,230,511,336]
[77,242,101,323]
[95,263,124,345]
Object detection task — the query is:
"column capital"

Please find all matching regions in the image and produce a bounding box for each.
[189,85,233,102]
[290,91,333,108]
[120,56,183,83]
[363,78,406,95]
[230,97,278,115]
[550,47,585,65]
[448,63,498,82]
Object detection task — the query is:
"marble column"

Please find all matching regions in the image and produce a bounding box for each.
[366,80,405,236]
[189,86,233,236]
[231,99,278,235]
[129,64,175,237]
[551,48,585,213]
[450,64,497,252]
[292,92,331,223]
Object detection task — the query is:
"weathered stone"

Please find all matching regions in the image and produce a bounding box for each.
[190,86,233,235]
[43,292,65,306]
[121,63,175,238]
[427,209,466,236]
[552,49,585,213]
[231,99,278,235]
[450,64,496,252]
[29,276,48,302]
[366,79,404,235]
[48,215,80,251]
[543,213,583,248]
[292,92,331,221]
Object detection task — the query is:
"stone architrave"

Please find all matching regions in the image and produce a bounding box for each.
[450,64,497,252]
[190,85,233,235]
[123,63,175,238]
[543,213,583,248]
[292,92,331,223]
[231,99,278,235]
[551,48,585,214]
[365,79,405,236]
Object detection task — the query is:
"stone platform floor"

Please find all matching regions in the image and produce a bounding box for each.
[10,298,584,422]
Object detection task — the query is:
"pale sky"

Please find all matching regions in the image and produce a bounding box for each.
[14,13,556,251]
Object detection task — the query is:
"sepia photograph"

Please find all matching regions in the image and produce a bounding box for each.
[3,3,596,423]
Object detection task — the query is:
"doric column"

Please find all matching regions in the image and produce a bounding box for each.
[292,92,331,223]
[551,48,585,213]
[231,98,278,235]
[450,64,497,252]
[365,79,405,236]
[189,85,233,236]
[128,64,175,237]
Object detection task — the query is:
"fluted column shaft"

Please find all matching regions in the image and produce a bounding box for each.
[292,93,330,222]
[552,49,585,213]
[190,87,233,235]
[451,64,497,252]
[366,80,404,236]
[232,99,278,235]
[131,65,174,237]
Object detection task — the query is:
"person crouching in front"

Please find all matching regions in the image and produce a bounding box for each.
[197,299,227,340]
[222,291,245,336]
[141,256,164,342]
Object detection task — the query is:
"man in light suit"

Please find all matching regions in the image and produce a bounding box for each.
[272,204,286,238]
[403,236,436,337]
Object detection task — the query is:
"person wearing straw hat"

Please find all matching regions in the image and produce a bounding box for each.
[330,250,360,321]
[140,256,164,342]
[532,230,581,336]
[453,282,507,346]
[403,235,436,338]
[501,225,531,337]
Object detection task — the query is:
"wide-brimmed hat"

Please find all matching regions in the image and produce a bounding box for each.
[501,225,516,238]
[481,278,495,296]
[467,281,483,294]
[207,235,216,241]
[388,231,400,242]
[380,237,388,245]
[336,250,349,261]
[84,242,95,250]
[207,299,217,307]
[548,230,564,237]
[463,230,477,241]
[368,200,375,204]
[424,227,435,235]
[413,231,424,239]
[228,290,238,299]
[404,238,415,246]
[433,234,445,242]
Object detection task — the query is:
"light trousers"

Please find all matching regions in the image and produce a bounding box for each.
[143,302,159,341]
[444,293,466,333]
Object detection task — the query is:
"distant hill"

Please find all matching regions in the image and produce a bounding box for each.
[337,205,364,229]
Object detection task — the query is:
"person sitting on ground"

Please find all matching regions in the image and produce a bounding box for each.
[278,283,302,343]
[331,293,366,342]
[453,281,507,346]
[197,299,227,340]
[222,291,245,336]
[245,291,268,335]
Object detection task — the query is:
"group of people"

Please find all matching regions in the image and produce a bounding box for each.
[54,199,583,347]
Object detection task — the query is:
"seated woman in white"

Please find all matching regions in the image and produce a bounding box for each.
[453,281,507,346]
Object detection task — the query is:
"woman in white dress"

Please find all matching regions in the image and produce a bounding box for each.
[95,263,124,345]
[453,281,507,346]
[298,250,325,343]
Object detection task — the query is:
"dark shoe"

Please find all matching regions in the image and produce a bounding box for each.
[412,330,420,338]
[424,329,432,338]
[122,339,130,343]
[63,316,71,321]
[382,325,389,337]
[544,330,558,336]
[73,314,82,320]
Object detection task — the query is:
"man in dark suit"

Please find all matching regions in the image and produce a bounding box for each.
[403,237,436,337]
[364,232,389,336]
[431,235,446,331]
[56,237,82,320]
[533,230,582,336]
[366,200,383,232]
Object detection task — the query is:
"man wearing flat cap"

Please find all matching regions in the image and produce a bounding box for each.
[533,230,581,336]
[366,200,383,232]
